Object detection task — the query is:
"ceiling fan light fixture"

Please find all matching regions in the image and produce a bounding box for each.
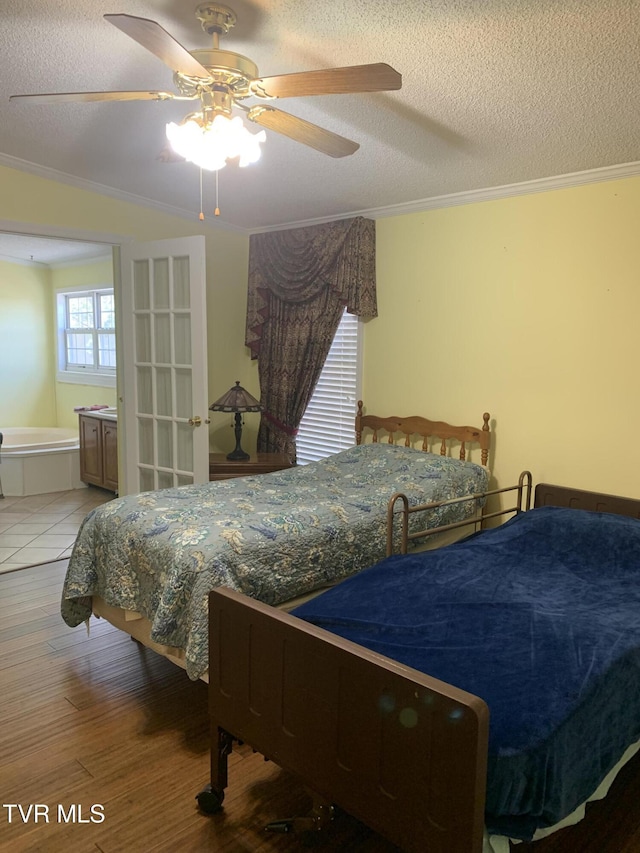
[166,111,266,171]
[11,7,401,173]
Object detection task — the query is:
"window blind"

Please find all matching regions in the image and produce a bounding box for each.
[296,309,361,465]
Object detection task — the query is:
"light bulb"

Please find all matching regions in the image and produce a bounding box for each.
[166,113,266,171]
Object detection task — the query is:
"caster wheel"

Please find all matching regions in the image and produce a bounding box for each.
[265,820,294,833]
[196,784,225,814]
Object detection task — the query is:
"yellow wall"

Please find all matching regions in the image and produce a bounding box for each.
[0,260,56,426]
[366,176,640,499]
[4,164,639,498]
[0,164,250,449]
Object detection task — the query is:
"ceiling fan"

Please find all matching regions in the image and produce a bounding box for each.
[10,3,402,166]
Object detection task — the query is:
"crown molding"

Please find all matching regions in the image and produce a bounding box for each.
[49,253,113,270]
[2,151,639,237]
[0,252,47,268]
[368,160,640,219]
[0,152,246,234]
[0,249,112,269]
[250,160,640,233]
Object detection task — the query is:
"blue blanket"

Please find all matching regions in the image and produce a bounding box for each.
[292,506,640,840]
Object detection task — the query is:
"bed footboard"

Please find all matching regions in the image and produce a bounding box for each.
[204,587,489,853]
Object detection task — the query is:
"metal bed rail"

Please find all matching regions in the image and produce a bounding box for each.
[386,470,533,556]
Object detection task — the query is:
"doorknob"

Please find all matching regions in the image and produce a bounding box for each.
[188,416,202,427]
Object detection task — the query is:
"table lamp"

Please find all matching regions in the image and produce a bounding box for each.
[209,381,262,460]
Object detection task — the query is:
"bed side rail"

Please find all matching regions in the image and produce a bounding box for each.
[387,470,533,556]
[208,587,489,853]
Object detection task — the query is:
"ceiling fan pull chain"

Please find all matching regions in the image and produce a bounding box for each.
[198,166,205,221]
[215,169,220,217]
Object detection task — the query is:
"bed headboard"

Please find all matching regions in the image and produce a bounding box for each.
[355,401,491,466]
[534,483,640,518]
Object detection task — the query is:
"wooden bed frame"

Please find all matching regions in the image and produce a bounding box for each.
[88,404,493,677]
[199,481,640,852]
[355,400,491,466]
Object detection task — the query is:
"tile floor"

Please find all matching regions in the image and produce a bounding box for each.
[0,487,114,573]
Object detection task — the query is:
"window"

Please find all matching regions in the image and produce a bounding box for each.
[56,288,116,386]
[296,309,362,464]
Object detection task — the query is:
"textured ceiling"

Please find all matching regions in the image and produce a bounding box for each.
[1,0,640,238]
[0,232,109,266]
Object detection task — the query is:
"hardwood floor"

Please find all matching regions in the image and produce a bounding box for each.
[2,561,640,853]
[0,561,397,853]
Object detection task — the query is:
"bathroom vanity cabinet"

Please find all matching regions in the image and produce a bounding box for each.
[79,413,118,493]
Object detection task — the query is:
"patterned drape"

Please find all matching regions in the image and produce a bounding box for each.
[245,216,377,461]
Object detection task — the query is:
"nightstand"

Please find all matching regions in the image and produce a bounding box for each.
[209,452,294,481]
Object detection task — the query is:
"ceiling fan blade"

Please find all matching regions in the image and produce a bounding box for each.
[10,90,175,104]
[104,13,211,78]
[247,105,359,158]
[250,63,401,99]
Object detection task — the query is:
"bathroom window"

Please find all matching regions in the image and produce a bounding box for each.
[56,287,116,386]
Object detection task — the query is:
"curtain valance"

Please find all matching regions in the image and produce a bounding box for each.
[245,216,377,358]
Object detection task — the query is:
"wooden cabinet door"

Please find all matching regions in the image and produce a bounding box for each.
[79,415,103,487]
[102,420,119,493]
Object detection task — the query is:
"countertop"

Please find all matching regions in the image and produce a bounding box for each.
[77,409,118,421]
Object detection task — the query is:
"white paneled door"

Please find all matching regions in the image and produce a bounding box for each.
[118,236,209,495]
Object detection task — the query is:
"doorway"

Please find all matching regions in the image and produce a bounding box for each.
[0,230,118,432]
[0,228,118,569]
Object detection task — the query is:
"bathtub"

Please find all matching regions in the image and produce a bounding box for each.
[1,427,85,496]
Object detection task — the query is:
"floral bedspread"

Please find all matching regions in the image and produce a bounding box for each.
[61,443,489,679]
